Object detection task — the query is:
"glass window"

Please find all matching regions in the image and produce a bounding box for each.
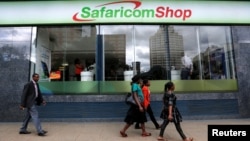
[100,25,170,82]
[35,25,97,82]
[170,26,236,80]
[0,27,32,63]
[30,25,237,94]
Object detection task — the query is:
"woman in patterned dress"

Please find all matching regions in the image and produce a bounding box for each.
[157,81,193,141]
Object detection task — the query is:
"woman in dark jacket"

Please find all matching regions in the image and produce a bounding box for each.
[157,81,193,141]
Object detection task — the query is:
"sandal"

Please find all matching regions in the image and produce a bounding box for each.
[184,137,193,141]
[142,132,151,137]
[120,131,127,137]
[157,137,167,141]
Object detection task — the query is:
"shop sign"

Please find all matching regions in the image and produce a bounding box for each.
[0,0,249,25]
[73,1,192,22]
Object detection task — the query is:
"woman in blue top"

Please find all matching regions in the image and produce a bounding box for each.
[120,75,151,137]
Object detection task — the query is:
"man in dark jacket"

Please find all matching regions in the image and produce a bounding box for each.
[19,73,47,136]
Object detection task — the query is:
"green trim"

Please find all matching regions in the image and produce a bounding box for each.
[39,80,238,95]
[172,80,238,93]
[40,81,99,94]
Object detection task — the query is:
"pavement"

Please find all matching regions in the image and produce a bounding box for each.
[0,118,250,141]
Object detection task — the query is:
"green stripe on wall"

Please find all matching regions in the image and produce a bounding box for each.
[39,80,238,95]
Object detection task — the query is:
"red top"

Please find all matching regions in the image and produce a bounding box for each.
[142,85,150,109]
[75,64,83,75]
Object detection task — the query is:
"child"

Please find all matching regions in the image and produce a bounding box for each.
[157,81,193,141]
[134,79,161,129]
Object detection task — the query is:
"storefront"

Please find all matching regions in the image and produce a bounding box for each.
[0,0,250,121]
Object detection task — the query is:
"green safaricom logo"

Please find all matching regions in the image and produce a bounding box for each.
[72,0,192,22]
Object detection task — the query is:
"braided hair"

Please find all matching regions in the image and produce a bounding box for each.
[164,81,174,92]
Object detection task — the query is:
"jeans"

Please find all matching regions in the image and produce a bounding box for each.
[20,105,43,133]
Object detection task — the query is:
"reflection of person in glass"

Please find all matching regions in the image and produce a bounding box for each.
[181,52,193,80]
[74,58,84,81]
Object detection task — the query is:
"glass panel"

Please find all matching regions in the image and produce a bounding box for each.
[169,26,236,80]
[35,25,97,82]
[169,26,199,80]
[0,27,32,89]
[0,27,32,62]
[99,25,131,81]
[35,25,98,94]
[148,25,169,80]
[199,26,235,80]
[141,25,169,80]
[100,25,162,82]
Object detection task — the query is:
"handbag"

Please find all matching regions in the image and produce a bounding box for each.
[125,93,136,105]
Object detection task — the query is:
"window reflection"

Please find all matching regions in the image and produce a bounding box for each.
[171,26,235,80]
[100,25,165,81]
[0,25,238,94]
[0,27,32,62]
[33,25,236,82]
[36,26,96,81]
[100,25,129,81]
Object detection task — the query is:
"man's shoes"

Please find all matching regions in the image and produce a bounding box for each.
[19,131,31,134]
[38,130,47,136]
[38,132,46,136]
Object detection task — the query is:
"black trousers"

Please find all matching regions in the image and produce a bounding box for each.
[135,104,159,128]
[75,74,81,81]
[181,68,191,80]
[159,119,187,139]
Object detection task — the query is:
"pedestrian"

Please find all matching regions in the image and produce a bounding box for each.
[157,81,193,141]
[135,79,161,129]
[19,73,47,136]
[120,75,151,137]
